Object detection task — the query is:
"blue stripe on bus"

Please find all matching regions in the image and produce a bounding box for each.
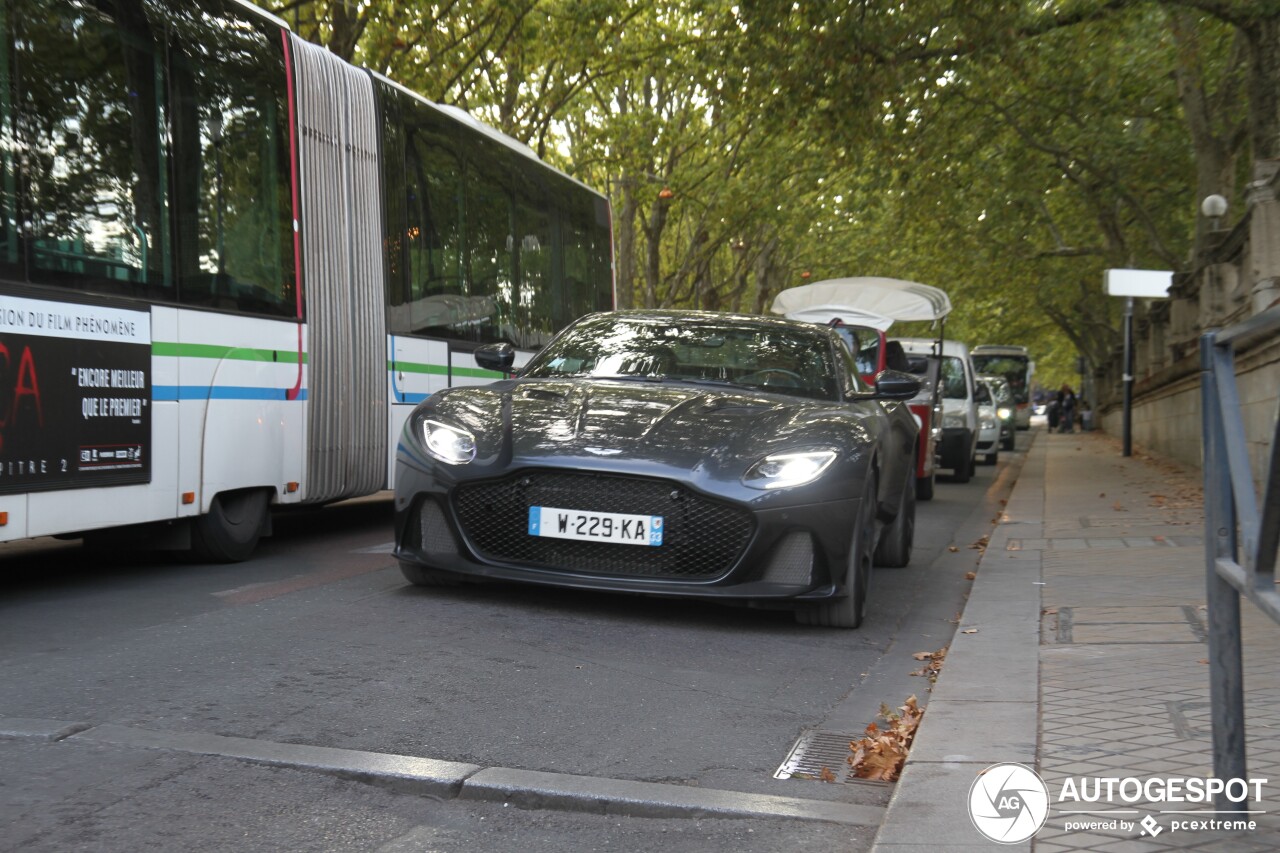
[152,386,309,401]
[393,391,431,404]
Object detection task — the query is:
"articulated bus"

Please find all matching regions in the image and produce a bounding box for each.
[0,0,614,560]
[970,345,1034,430]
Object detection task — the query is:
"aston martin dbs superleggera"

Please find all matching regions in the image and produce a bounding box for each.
[393,310,919,627]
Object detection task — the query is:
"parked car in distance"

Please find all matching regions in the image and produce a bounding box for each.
[974,377,1002,465]
[981,374,1017,451]
[894,338,979,482]
[770,277,953,503]
[393,309,920,628]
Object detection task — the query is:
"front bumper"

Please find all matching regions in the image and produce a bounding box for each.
[394,466,861,603]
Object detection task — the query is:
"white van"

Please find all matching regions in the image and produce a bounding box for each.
[893,338,979,482]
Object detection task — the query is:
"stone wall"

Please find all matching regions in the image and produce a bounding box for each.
[1095,162,1280,488]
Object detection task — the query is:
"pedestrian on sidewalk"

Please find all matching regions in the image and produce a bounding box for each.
[1057,384,1077,433]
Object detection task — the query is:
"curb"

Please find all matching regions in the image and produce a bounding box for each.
[1,717,883,827]
[870,430,1045,852]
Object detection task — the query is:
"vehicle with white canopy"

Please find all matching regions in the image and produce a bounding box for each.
[771,277,952,500]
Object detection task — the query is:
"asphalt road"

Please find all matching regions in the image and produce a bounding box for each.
[0,433,1028,852]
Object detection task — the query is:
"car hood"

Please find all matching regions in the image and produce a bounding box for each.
[421,378,873,471]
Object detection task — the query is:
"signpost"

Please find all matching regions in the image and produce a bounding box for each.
[1105,269,1172,457]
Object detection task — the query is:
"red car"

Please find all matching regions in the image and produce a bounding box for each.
[771,277,952,500]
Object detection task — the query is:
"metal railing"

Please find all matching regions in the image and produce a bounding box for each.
[1199,304,1280,794]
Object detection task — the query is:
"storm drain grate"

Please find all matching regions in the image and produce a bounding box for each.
[774,730,889,785]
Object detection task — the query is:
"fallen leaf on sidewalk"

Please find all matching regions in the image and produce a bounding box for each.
[1199,659,1209,665]
[961,628,979,634]
[1042,607,1058,615]
[948,545,959,552]
[964,571,977,580]
[1113,501,1126,511]
[819,767,837,783]
[1099,492,1106,498]
[970,536,989,550]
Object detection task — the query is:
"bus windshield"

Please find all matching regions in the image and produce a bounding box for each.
[971,350,1032,404]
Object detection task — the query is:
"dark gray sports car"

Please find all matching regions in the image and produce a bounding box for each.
[393,310,920,627]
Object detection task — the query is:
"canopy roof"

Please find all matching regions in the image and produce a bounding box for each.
[770,277,952,331]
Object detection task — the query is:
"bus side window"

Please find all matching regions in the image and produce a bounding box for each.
[13,0,171,297]
[165,1,294,316]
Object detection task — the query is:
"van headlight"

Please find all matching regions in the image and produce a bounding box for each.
[942,411,966,429]
[422,419,477,464]
[744,449,839,490]
[997,406,1014,420]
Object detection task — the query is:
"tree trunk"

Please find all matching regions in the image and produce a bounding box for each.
[1244,15,1280,162]
[613,176,638,309]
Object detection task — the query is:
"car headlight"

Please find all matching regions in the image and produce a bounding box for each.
[980,415,997,430]
[997,407,1013,420]
[942,411,966,429]
[744,449,839,490]
[422,418,477,464]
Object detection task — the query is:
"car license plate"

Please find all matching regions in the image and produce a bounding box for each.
[527,506,664,546]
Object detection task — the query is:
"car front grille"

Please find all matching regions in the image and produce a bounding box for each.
[453,470,755,580]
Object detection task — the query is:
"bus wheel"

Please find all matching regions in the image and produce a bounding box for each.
[193,489,270,563]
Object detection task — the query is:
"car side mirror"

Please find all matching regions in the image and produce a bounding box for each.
[873,369,920,400]
[474,342,515,373]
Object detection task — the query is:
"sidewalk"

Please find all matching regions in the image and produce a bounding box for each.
[873,428,1280,851]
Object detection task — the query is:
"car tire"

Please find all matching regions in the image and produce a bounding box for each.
[916,468,935,501]
[1001,434,1015,451]
[982,449,998,466]
[953,450,973,483]
[399,561,462,587]
[192,489,270,563]
[796,474,875,628]
[875,472,915,568]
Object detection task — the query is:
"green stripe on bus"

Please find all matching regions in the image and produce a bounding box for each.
[390,360,448,376]
[153,342,308,363]
[388,360,505,380]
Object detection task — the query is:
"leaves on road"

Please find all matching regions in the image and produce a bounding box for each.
[846,696,924,782]
[910,646,947,682]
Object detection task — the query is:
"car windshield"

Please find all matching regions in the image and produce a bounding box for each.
[522,315,840,401]
[940,356,968,399]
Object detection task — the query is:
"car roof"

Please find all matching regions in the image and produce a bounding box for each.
[581,309,838,338]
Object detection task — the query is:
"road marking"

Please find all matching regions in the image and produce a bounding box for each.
[213,561,392,605]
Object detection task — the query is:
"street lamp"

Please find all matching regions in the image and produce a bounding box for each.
[1200,194,1228,231]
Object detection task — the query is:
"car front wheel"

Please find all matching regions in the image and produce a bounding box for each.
[796,474,876,628]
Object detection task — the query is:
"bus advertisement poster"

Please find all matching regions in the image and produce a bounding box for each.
[0,295,151,493]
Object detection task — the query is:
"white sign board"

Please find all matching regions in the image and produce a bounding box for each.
[1105,268,1172,298]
